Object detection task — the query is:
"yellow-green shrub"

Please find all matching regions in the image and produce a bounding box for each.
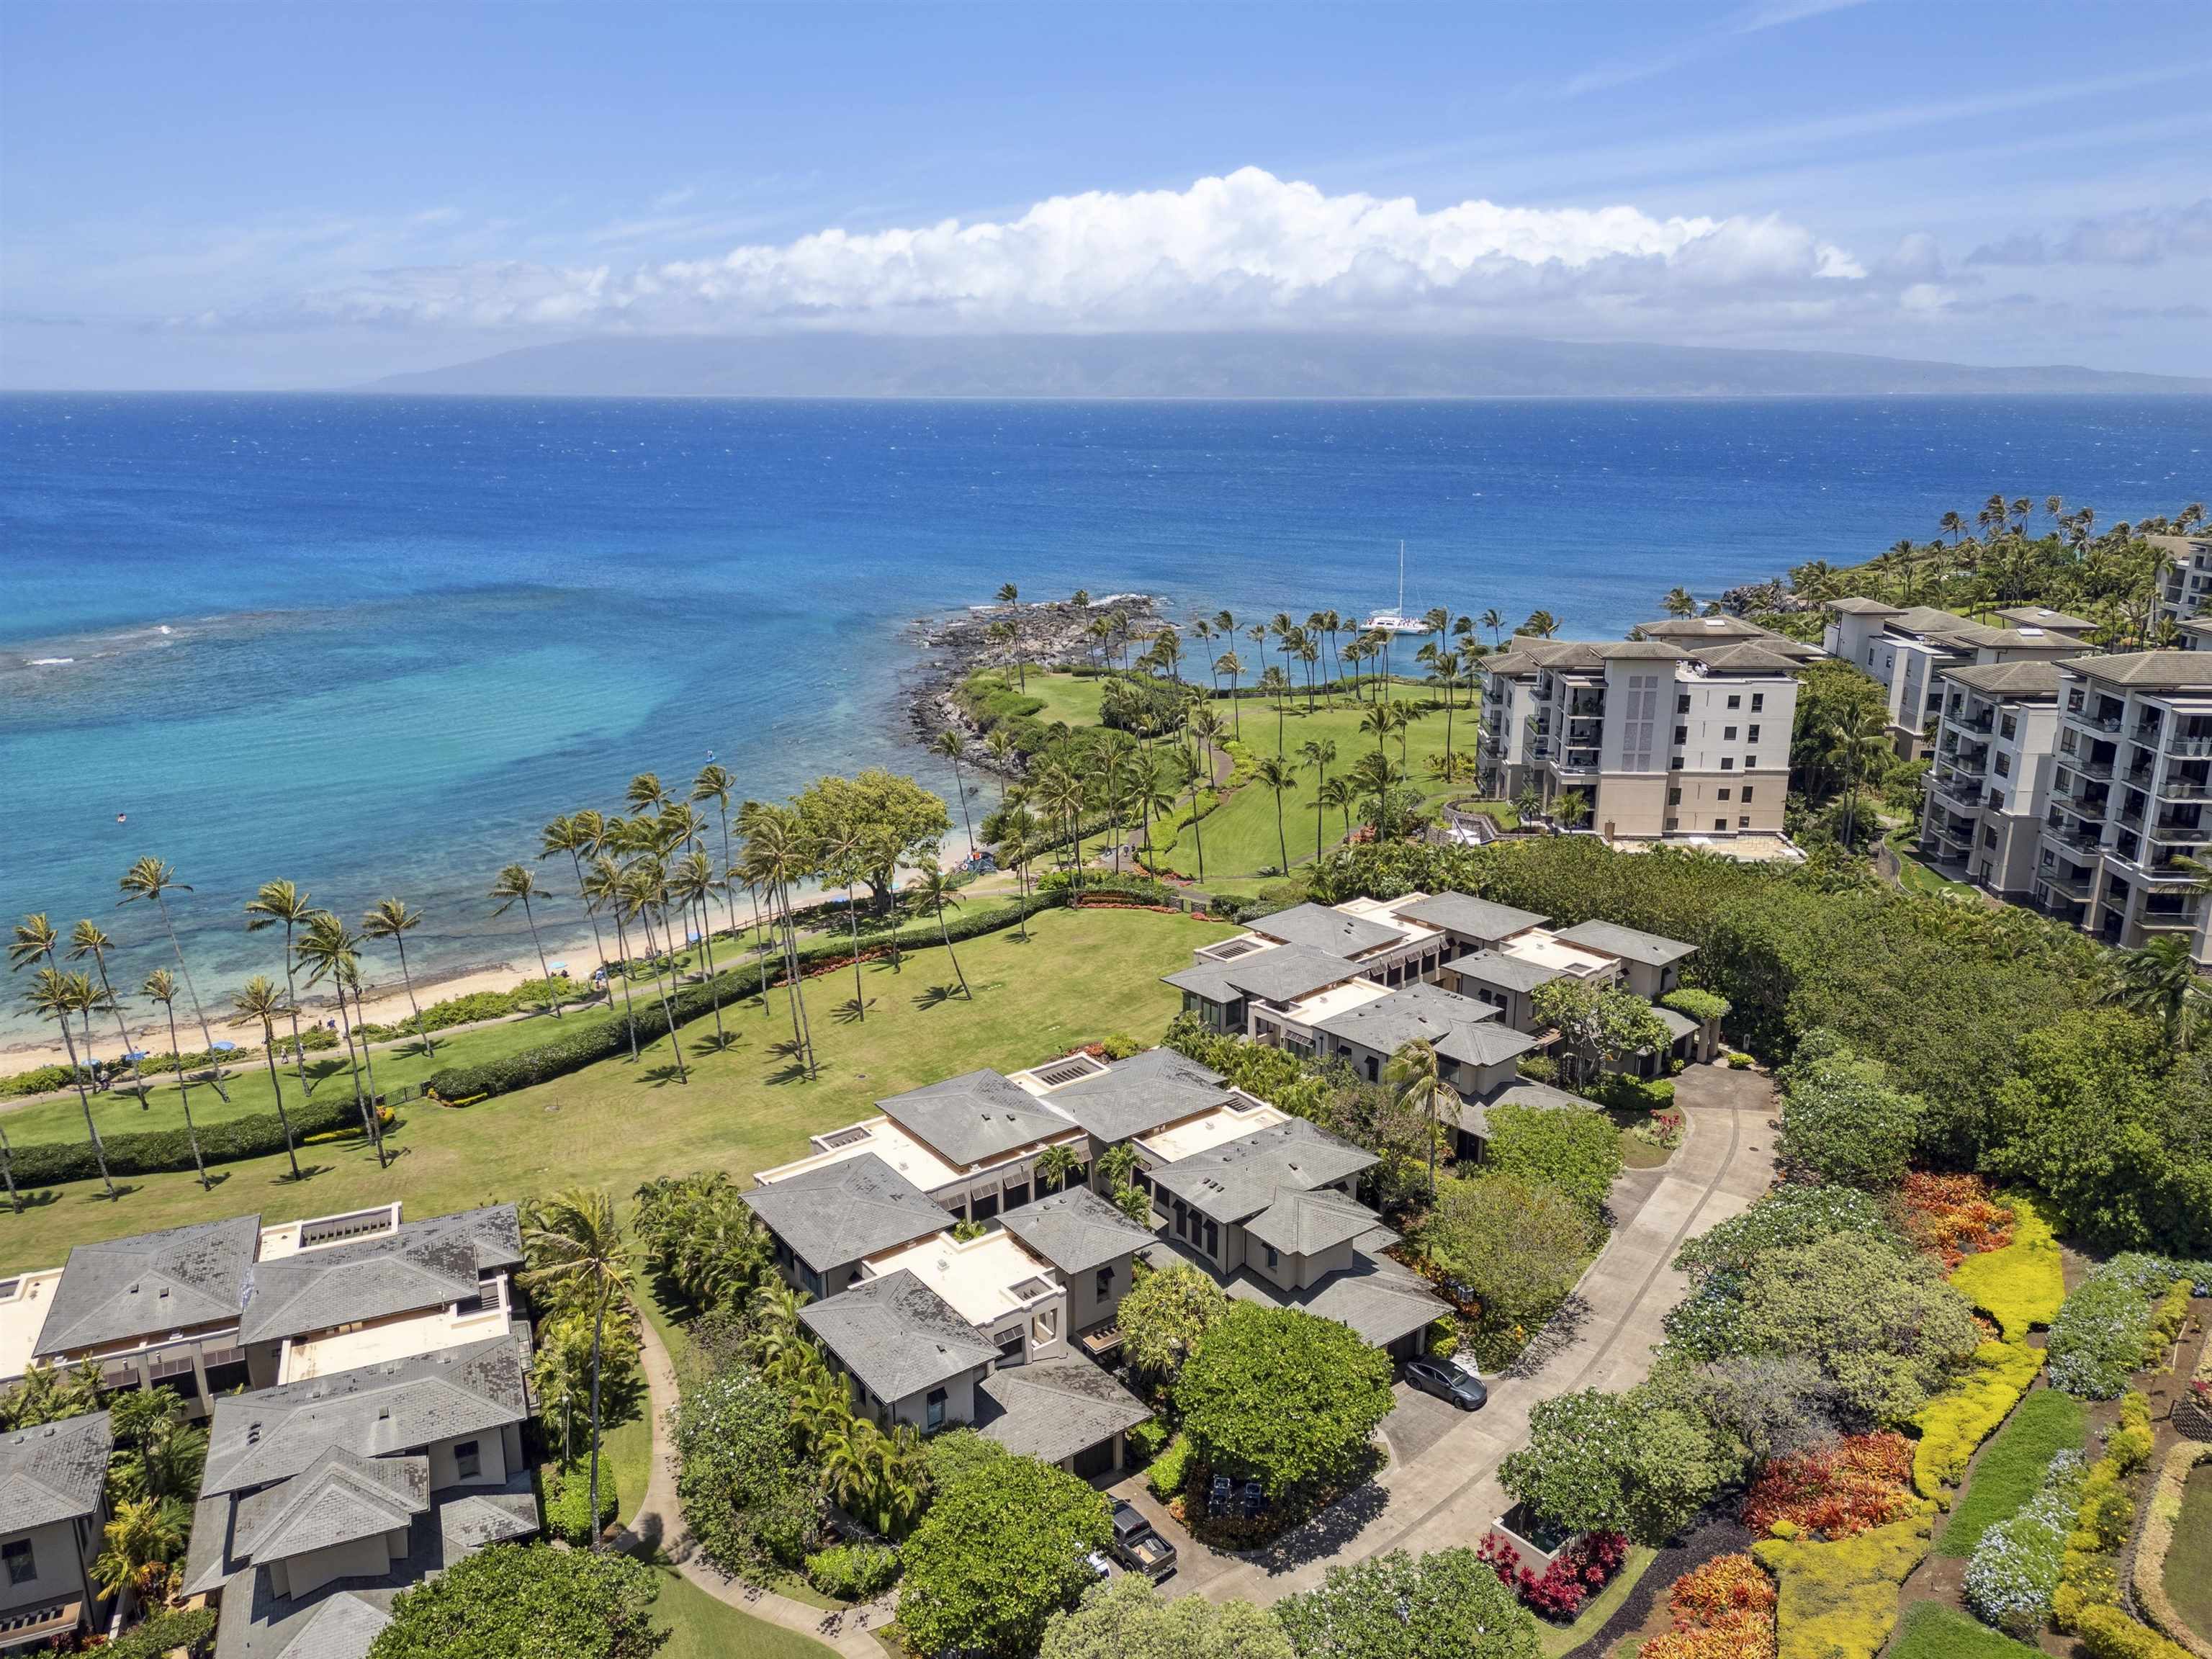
[2054,1394,2156,1633]
[2075,1605,2197,1659]
[2144,1280,2194,1368]
[1912,1339,2046,1500]
[1948,1193,2065,1343]
[1753,1504,1934,1659]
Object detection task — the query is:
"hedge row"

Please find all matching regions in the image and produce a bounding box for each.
[424,879,1183,1103]
[1,1090,381,1186]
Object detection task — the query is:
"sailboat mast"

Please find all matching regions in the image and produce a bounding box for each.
[1398,540,1406,613]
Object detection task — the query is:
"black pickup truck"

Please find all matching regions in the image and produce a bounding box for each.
[1107,1499,1178,1581]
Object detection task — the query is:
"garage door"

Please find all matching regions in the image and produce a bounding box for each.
[1071,1438,1117,1480]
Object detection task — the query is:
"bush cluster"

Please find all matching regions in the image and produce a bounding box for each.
[804,1542,902,1601]
[1475,1527,1629,1621]
[102,1607,218,1659]
[1659,986,1731,1025]
[1963,1448,2085,1637]
[3,1091,379,1184]
[544,1462,621,1546]
[1911,1339,2046,1499]
[1752,1507,1936,1659]
[1948,1192,2066,1343]
[1642,1552,1778,1659]
[2051,1393,2157,1635]
[2047,1256,2193,1398]
[1894,1172,2013,1267]
[1144,1433,1192,1501]
[1745,1432,1917,1540]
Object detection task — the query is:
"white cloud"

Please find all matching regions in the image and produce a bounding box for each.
[1969,199,2212,267]
[259,166,1874,340]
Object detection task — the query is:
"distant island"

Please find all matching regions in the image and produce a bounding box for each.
[364,331,2212,400]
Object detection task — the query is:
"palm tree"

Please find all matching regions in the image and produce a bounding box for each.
[1300,739,1338,859]
[245,879,323,1099]
[691,764,742,938]
[1939,510,1967,546]
[1254,755,1300,874]
[1033,763,1089,901]
[1480,608,1506,650]
[70,919,150,1106]
[1360,700,1393,763]
[1001,809,1038,943]
[229,976,304,1180]
[996,582,1019,605]
[22,968,115,1197]
[362,898,431,1052]
[1662,586,1696,618]
[490,863,563,1017]
[576,848,642,1060]
[1521,610,1560,639]
[521,1190,634,1552]
[2108,934,2203,1048]
[932,729,977,858]
[669,843,732,1044]
[295,914,391,1164]
[91,1493,187,1607]
[1555,788,1591,829]
[1822,706,1892,849]
[613,860,689,1083]
[625,772,670,815]
[1215,651,1245,737]
[1385,1038,1452,1199]
[1035,1142,1081,1192]
[1427,650,1461,760]
[740,806,818,1079]
[142,969,210,1189]
[908,865,971,999]
[1318,775,1357,843]
[118,858,230,1100]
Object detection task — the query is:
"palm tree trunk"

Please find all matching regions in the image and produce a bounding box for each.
[714,804,739,938]
[692,893,727,1045]
[0,1125,19,1214]
[845,883,866,1020]
[1275,794,1289,873]
[279,919,315,1097]
[156,894,230,1101]
[586,1287,607,1552]
[635,909,688,1082]
[1187,775,1206,884]
[391,933,430,1054]
[518,894,562,1018]
[346,977,390,1166]
[951,754,974,857]
[161,1005,210,1190]
[48,995,115,1198]
[93,956,151,1107]
[604,907,642,1061]
[776,881,818,1078]
[1015,858,1030,943]
[258,1033,303,1180]
[750,889,777,1004]
[937,902,970,999]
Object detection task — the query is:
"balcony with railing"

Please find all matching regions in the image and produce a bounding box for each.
[2041,866,2098,902]
[1554,746,1601,776]
[2168,734,2212,757]
[0,1601,84,1649]
[1929,770,1984,810]
[2059,750,2116,781]
[2044,819,2105,855]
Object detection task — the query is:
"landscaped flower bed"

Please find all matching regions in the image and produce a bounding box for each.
[1642,1552,1779,1659]
[2049,1255,2196,1398]
[1475,1526,1630,1620]
[1895,1172,2013,1269]
[1745,1432,1918,1539]
[1963,1447,2086,1638]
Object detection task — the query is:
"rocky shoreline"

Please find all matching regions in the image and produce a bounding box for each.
[902,592,1163,768]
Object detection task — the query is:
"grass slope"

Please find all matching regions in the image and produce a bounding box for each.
[0,905,1233,1264]
[1937,1387,2087,1558]
[1889,1601,2043,1659]
[2169,1462,2212,1647]
[650,1569,832,1659]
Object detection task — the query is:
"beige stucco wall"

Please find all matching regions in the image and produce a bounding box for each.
[1063,1252,1135,1333]
[427,1426,508,1491]
[0,1519,91,1615]
[876,1367,981,1432]
[266,1529,403,1600]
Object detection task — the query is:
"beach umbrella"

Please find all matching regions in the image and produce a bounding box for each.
[210,1040,237,1053]
[549,962,568,972]
[122,1050,148,1062]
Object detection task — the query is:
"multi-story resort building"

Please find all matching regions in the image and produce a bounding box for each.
[0,1202,537,1659]
[2151,529,2212,643]
[1920,660,2065,899]
[1821,599,2095,757]
[1477,617,1813,842]
[0,1411,112,1650]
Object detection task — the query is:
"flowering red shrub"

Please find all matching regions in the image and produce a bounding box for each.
[1743,1431,1917,1539]
[1643,1552,1778,1659]
[1894,1172,2013,1267]
[1475,1529,1629,1619]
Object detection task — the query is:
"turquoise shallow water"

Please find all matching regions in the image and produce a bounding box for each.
[3,392,2207,1037]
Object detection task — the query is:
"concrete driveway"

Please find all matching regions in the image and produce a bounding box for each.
[1190,1061,1778,1604]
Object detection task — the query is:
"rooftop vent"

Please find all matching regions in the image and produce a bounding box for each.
[821,1125,873,1150]
[1033,1058,1098,1087]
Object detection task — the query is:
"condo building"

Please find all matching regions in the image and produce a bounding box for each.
[1476,618,1812,842]
[2150,530,2212,646]
[1821,600,2093,757]
[1919,660,2064,899]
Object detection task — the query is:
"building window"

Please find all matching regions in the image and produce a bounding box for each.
[1677,693,1690,714]
[1751,693,1765,711]
[1717,788,1731,801]
[1714,818,1728,832]
[1727,694,1741,710]
[2002,714,2018,739]
[1745,755,1757,769]
[454,1439,482,1480]
[1364,1055,1378,1082]
[1724,725,1737,741]
[1204,1218,1219,1257]
[926,1388,948,1431]
[2,1539,32,1586]
[1673,726,1687,744]
[1747,724,1761,742]
[1667,787,1681,805]
[1670,757,1685,771]
[1721,757,1735,771]
[1995,754,2011,777]
[1741,787,1755,804]
[1264,1245,1280,1269]
[1740,815,1752,829]
[1096,1264,1115,1299]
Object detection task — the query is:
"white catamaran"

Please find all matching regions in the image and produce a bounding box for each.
[1362,541,1429,635]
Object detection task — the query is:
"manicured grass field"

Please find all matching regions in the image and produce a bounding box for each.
[1151,692,1479,880]
[0,904,1234,1265]
[2168,1461,2212,1648]
[1894,850,1985,902]
[1016,672,1109,727]
[0,901,1022,1148]
[1937,1386,2087,1557]
[1888,1601,2042,1658]
[649,1568,832,1659]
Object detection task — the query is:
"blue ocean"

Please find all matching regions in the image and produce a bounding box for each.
[4,394,2207,1040]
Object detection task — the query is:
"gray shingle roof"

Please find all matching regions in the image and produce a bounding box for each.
[1597,639,1690,661]
[876,1070,1077,1169]
[1148,1118,1375,1226]
[1451,1076,1597,1142]
[1040,1047,1236,1143]
[1209,943,1367,1004]
[1449,948,1566,996]
[0,1409,112,1529]
[1393,891,1549,943]
[1633,616,1773,642]
[266,1593,390,1659]
[233,1449,430,1563]
[1997,606,2097,631]
[998,1186,1155,1275]
[240,1205,521,1347]
[742,1153,957,1272]
[1310,981,1535,1071]
[1156,1238,1444,1349]
[1689,642,1804,673]
[33,1213,258,1357]
[1161,960,1243,1003]
[2067,651,2212,692]
[1653,1006,1701,1042]
[1825,596,1903,616]
[202,1330,530,1497]
[1246,903,1403,958]
[1552,919,1696,966]
[1946,660,2063,698]
[974,1355,1151,1465]
[799,1270,998,1403]
[1244,1187,1385,1256]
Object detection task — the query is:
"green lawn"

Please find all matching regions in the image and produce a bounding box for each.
[1887,1601,2042,1658]
[0,905,1235,1265]
[2168,1461,2212,1648]
[1152,691,1479,880]
[1017,672,1110,727]
[1894,850,1982,902]
[649,1568,834,1659]
[1937,1387,2087,1557]
[0,901,1024,1147]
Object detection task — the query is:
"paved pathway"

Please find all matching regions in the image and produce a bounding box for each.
[1165,1061,1778,1604]
[614,1313,889,1658]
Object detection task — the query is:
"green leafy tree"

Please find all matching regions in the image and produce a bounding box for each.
[1042,1574,1294,1659]
[1118,1261,1230,1380]
[1773,1030,1924,1190]
[1528,979,1670,1087]
[1420,1173,1592,1337]
[897,1454,1112,1659]
[368,1543,666,1659]
[1498,1388,1728,1545]
[921,1426,1010,1501]
[791,770,953,904]
[1276,1547,1542,1659]
[674,1368,821,1579]
[1174,1304,1394,1493]
[1483,1100,1622,1215]
[1383,1038,1452,1199]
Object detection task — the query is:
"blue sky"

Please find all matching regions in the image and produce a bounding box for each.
[4,1,2208,388]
